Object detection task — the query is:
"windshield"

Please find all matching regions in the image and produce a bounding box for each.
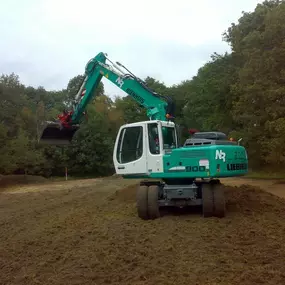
[162,126,177,149]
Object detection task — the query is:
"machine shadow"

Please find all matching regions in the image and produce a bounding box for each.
[159,205,203,217]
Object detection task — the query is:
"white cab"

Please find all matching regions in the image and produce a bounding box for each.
[113,120,178,176]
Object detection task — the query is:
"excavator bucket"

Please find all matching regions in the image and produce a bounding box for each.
[38,121,79,145]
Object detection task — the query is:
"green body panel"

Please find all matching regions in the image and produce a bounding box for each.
[162,144,248,178]
[123,144,248,180]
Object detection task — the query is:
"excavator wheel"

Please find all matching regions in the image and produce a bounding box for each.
[213,184,225,218]
[136,185,149,220]
[202,183,214,217]
[147,185,160,219]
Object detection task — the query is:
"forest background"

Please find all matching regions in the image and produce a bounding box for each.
[1,0,284,177]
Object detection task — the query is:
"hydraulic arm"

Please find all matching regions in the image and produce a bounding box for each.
[39,52,175,144]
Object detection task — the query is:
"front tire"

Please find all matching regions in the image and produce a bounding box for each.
[147,185,160,219]
[136,185,149,220]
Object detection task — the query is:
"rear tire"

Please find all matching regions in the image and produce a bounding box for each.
[147,185,160,219]
[202,184,214,217]
[213,184,225,218]
[136,185,149,220]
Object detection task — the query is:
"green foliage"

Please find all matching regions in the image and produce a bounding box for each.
[1,0,285,175]
[223,0,285,168]
[182,52,237,134]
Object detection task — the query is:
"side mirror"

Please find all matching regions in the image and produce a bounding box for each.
[238,138,243,145]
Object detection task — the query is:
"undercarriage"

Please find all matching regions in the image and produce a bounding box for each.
[136,178,225,219]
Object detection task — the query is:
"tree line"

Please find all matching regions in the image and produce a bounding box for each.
[1,0,284,177]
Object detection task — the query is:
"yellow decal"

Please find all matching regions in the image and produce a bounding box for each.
[105,73,109,78]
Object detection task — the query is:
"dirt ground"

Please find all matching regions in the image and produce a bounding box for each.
[0,176,285,285]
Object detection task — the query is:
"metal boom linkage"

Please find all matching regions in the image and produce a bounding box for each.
[39,52,175,144]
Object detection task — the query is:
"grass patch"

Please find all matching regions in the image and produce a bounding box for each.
[0,174,48,189]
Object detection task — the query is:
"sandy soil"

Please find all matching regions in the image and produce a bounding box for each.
[0,176,285,285]
[222,177,285,198]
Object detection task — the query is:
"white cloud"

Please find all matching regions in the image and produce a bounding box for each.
[0,0,263,98]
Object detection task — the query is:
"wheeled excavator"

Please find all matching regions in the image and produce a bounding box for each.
[39,52,248,219]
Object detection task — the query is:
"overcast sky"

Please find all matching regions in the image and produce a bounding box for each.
[0,0,262,98]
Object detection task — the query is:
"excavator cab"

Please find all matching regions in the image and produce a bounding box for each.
[39,116,79,145]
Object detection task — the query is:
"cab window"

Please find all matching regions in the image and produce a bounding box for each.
[162,126,177,149]
[148,123,160,154]
[116,126,143,163]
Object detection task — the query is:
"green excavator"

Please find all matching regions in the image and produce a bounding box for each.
[39,52,248,219]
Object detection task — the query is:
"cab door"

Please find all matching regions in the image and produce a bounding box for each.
[146,122,164,174]
[113,123,148,175]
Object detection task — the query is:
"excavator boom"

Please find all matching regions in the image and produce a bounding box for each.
[39,52,174,145]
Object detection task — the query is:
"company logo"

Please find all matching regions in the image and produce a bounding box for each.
[115,77,124,88]
[227,163,247,171]
[126,88,145,104]
[215,150,226,162]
